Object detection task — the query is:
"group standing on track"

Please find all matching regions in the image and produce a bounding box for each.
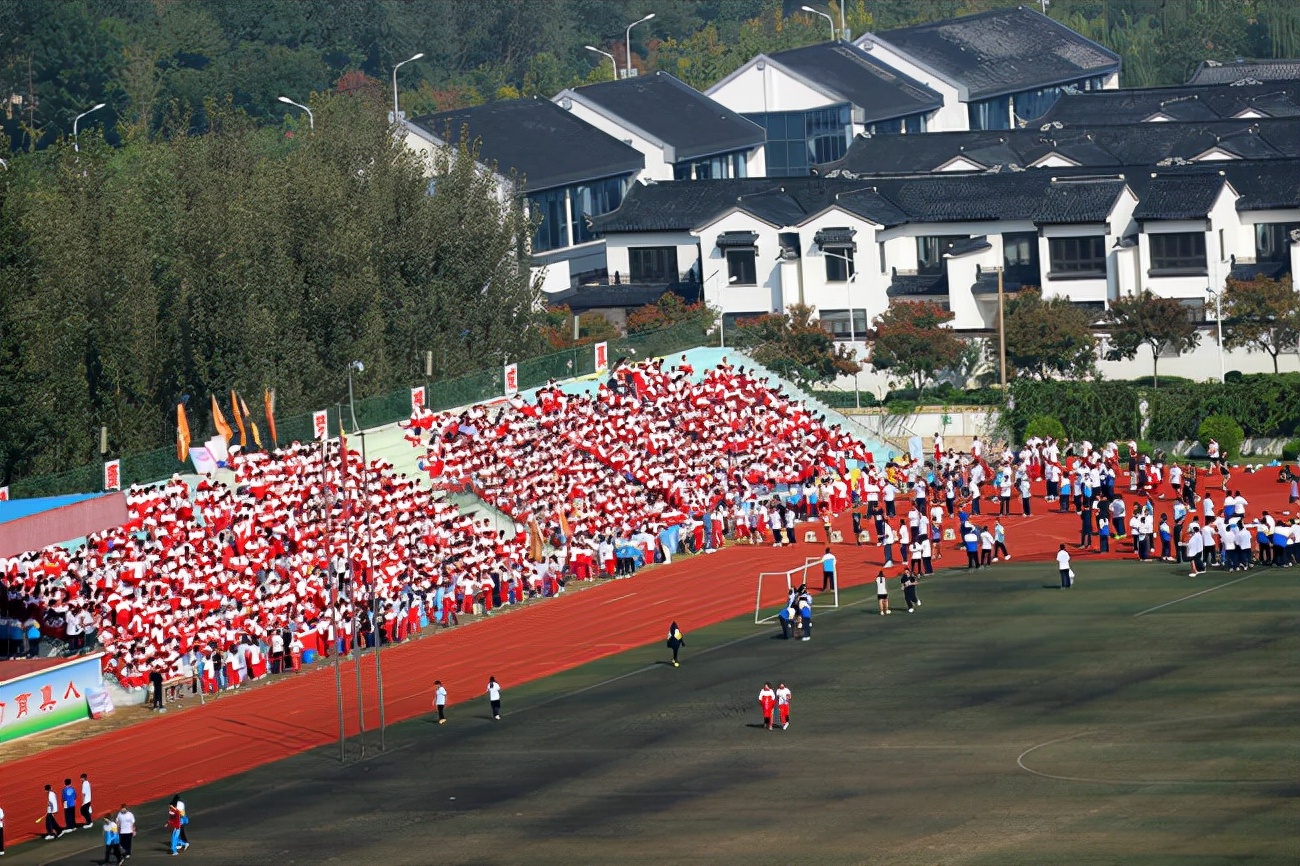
[758,682,793,730]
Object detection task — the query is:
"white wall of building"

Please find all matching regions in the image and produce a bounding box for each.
[603,231,700,282]
[694,211,786,313]
[853,36,968,131]
[707,58,839,114]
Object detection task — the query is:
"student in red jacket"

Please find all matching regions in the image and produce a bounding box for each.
[758,683,776,730]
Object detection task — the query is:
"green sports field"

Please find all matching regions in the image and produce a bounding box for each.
[17,560,1300,865]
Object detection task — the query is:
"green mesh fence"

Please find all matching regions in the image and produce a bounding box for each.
[5,321,712,499]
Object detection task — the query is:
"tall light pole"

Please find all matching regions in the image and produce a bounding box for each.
[704,269,738,347]
[824,248,861,407]
[73,102,106,152]
[391,52,425,122]
[997,267,1008,389]
[625,14,655,79]
[346,361,364,434]
[277,95,314,130]
[1207,287,1225,383]
[585,45,619,81]
[801,5,836,40]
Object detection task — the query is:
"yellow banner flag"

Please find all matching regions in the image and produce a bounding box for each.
[231,389,248,448]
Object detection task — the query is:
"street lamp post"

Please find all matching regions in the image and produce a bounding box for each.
[585,45,619,81]
[391,52,425,122]
[73,103,106,152]
[277,95,314,130]
[1207,287,1225,383]
[801,5,836,40]
[625,14,655,79]
[823,248,861,407]
[704,269,738,348]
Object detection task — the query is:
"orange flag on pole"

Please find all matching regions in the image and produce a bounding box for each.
[264,387,278,448]
[176,402,192,462]
[211,394,233,443]
[239,394,262,449]
[230,390,248,448]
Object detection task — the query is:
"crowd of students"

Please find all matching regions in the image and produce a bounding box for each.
[0,356,864,689]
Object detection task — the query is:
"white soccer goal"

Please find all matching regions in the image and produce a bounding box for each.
[754,556,840,624]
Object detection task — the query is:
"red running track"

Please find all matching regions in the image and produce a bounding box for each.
[1,468,1289,843]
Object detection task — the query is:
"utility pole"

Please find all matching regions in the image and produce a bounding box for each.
[997,267,1008,389]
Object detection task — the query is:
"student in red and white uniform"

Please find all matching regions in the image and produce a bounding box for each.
[775,682,792,730]
[758,683,777,730]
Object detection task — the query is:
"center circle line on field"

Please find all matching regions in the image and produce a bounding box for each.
[1015,713,1291,786]
[1133,572,1258,617]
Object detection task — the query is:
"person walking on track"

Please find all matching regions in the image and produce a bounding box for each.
[174,793,190,850]
[775,683,792,730]
[875,571,892,615]
[433,680,448,724]
[166,797,183,856]
[487,676,502,720]
[666,621,685,667]
[759,683,776,730]
[101,813,124,864]
[79,773,94,828]
[43,784,62,839]
[115,805,136,859]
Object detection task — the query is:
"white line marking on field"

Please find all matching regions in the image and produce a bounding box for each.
[1133,573,1257,617]
[601,593,636,605]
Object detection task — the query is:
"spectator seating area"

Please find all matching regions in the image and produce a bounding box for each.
[0,355,869,690]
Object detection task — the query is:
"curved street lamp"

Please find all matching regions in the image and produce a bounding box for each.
[392,52,425,121]
[73,102,106,152]
[800,5,836,40]
[625,14,655,79]
[277,95,314,130]
[585,45,619,81]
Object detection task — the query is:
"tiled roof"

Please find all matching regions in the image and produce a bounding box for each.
[545,282,701,312]
[1188,59,1300,86]
[562,72,763,161]
[886,274,949,297]
[1229,259,1290,281]
[869,7,1119,100]
[591,160,1300,236]
[1032,179,1128,224]
[1036,82,1300,126]
[411,97,643,192]
[766,42,943,123]
[823,117,1300,176]
[1131,174,1227,220]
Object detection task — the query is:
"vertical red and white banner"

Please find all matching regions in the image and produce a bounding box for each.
[594,341,609,373]
[313,410,329,440]
[504,363,519,397]
[103,459,121,491]
[0,486,9,501]
[411,385,426,413]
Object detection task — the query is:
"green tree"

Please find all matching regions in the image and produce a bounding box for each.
[1221,274,1300,374]
[999,287,1097,381]
[1104,290,1201,388]
[731,303,859,388]
[867,300,964,391]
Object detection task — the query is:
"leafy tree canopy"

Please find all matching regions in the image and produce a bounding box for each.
[868,300,964,391]
[999,286,1097,381]
[730,303,860,389]
[1104,290,1201,388]
[1221,274,1300,374]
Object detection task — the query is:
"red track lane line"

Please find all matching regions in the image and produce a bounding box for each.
[4,470,1288,846]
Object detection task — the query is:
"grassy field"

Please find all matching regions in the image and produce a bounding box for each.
[16,559,1299,866]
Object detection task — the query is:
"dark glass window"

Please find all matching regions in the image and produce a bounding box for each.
[917,236,967,275]
[528,188,567,253]
[629,247,678,282]
[726,248,757,285]
[817,308,868,340]
[1149,232,1207,276]
[571,177,625,245]
[746,105,850,177]
[1048,236,1106,277]
[824,247,855,282]
[1255,223,1299,262]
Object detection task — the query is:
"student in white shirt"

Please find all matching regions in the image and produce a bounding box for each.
[1056,544,1073,588]
[486,676,502,720]
[875,571,891,616]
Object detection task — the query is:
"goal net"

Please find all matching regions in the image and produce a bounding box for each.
[754,557,840,624]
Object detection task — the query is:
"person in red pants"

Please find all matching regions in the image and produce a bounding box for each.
[758,683,776,730]
[775,683,792,730]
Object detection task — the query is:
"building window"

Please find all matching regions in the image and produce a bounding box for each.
[528,188,568,253]
[867,113,926,135]
[628,247,679,283]
[747,104,851,177]
[1047,236,1106,278]
[1001,231,1040,286]
[1149,232,1207,276]
[570,177,625,245]
[726,248,758,285]
[824,247,855,282]
[672,150,750,181]
[1256,222,1299,262]
[917,236,967,275]
[968,95,1012,130]
[818,308,868,341]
